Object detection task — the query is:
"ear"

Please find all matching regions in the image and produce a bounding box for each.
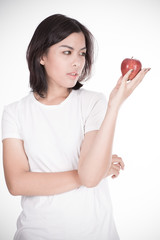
[40,56,45,65]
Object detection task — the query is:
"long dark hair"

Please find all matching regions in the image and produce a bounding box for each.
[26,14,94,97]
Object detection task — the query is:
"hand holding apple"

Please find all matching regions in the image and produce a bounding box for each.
[121,57,142,80]
[108,61,150,111]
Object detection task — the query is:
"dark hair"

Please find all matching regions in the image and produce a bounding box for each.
[26,14,94,97]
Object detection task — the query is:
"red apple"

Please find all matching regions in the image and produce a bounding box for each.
[121,57,142,80]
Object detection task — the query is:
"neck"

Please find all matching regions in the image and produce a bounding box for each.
[46,86,71,100]
[34,86,72,105]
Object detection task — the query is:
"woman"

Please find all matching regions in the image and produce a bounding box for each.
[2,14,150,239]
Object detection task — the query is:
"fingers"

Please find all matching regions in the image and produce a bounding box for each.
[136,68,151,80]
[110,154,125,179]
[110,166,120,178]
[128,68,151,89]
[122,69,134,82]
[112,154,125,170]
[115,77,123,89]
[112,163,121,172]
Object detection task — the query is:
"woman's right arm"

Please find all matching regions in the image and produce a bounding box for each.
[3,138,81,196]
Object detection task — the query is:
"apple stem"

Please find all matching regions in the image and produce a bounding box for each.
[131,56,133,59]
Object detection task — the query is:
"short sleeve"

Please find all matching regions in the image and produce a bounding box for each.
[1,105,22,141]
[84,93,107,134]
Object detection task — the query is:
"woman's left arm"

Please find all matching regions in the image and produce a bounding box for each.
[78,68,150,187]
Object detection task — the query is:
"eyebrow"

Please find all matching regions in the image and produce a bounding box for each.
[59,45,87,50]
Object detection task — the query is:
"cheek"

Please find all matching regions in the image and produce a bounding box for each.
[81,59,86,72]
[78,57,85,69]
[45,58,63,76]
[52,56,67,70]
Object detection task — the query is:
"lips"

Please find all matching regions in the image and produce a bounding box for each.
[67,72,79,80]
[67,72,79,76]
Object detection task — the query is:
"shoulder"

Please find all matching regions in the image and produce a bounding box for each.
[3,93,32,116]
[75,88,107,103]
[74,88,107,120]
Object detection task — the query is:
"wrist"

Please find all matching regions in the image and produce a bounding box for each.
[107,103,120,116]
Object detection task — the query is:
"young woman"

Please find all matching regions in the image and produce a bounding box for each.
[2,14,150,240]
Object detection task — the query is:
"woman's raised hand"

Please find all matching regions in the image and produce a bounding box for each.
[108,68,151,111]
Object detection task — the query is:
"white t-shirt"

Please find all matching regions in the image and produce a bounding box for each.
[2,88,119,240]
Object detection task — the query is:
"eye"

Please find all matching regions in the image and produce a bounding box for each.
[63,51,71,55]
[80,52,86,57]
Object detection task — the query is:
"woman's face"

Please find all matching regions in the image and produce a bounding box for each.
[40,32,86,89]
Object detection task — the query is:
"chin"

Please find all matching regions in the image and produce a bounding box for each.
[65,81,78,89]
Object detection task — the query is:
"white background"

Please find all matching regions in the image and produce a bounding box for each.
[0,0,160,239]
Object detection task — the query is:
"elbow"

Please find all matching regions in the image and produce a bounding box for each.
[8,185,20,196]
[5,172,29,196]
[78,170,101,188]
[83,181,99,188]
[81,178,100,188]
[9,189,19,196]
[6,181,21,196]
[8,186,19,196]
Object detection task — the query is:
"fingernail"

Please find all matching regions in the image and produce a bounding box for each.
[145,68,151,72]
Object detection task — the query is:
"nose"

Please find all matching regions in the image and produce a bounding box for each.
[72,60,80,68]
[72,54,82,68]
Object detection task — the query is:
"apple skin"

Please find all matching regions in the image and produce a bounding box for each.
[121,57,142,80]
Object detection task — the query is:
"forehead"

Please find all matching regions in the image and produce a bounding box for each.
[56,32,86,47]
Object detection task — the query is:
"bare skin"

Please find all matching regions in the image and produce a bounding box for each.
[78,68,150,187]
[2,32,150,195]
